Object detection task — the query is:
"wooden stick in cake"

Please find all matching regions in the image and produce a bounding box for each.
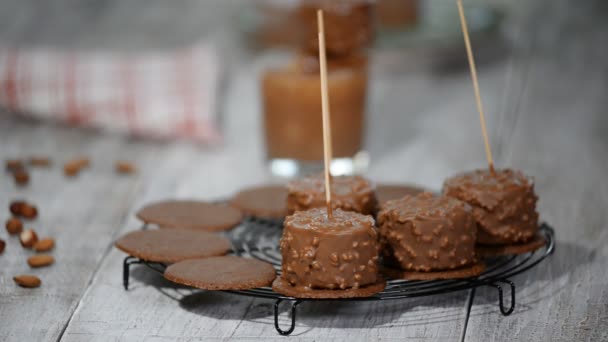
[457,0,495,173]
[317,9,334,218]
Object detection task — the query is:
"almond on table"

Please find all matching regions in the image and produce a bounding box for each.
[9,200,26,216]
[5,217,23,235]
[20,229,38,248]
[28,254,55,268]
[13,170,30,186]
[13,275,41,288]
[29,156,51,167]
[5,159,24,172]
[115,161,136,174]
[21,204,38,219]
[0,239,5,254]
[34,238,55,252]
[64,157,90,177]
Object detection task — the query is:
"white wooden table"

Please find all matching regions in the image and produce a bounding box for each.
[1,0,607,340]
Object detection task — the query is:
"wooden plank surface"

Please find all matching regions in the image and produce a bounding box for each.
[0,118,155,341]
[463,1,608,341]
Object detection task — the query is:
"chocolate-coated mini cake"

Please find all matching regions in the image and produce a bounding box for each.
[278,208,381,292]
[287,174,377,215]
[443,169,539,245]
[377,192,477,272]
[298,0,373,56]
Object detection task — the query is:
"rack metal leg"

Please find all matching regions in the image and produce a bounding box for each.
[274,299,302,336]
[123,256,142,290]
[489,279,516,315]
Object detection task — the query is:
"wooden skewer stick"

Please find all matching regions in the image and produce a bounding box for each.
[457,0,495,173]
[317,9,333,219]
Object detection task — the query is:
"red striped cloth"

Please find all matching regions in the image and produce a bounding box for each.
[0,43,221,142]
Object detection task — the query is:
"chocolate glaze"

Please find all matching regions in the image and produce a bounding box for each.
[375,183,427,205]
[377,192,477,272]
[443,169,539,245]
[298,0,373,56]
[287,174,377,215]
[279,208,380,290]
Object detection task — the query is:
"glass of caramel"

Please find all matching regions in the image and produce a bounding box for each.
[261,53,369,177]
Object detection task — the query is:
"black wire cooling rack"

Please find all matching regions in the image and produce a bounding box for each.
[122,218,555,336]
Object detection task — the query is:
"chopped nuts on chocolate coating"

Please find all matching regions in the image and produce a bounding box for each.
[443,168,539,245]
[287,174,377,215]
[279,208,381,291]
[378,193,476,272]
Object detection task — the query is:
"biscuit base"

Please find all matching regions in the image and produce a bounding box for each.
[476,234,546,257]
[272,277,386,299]
[164,256,277,290]
[382,262,486,281]
[115,229,232,264]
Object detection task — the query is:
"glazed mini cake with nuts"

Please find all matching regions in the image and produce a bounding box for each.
[279,208,381,291]
[377,192,477,272]
[443,169,539,245]
[287,174,377,215]
[298,0,373,56]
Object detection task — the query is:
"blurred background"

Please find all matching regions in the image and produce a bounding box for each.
[0,0,606,185]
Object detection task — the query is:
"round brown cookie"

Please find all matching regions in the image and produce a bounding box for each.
[164,256,276,290]
[375,184,427,204]
[136,200,243,232]
[382,262,485,281]
[476,234,547,257]
[115,229,231,263]
[272,277,386,299]
[230,184,288,219]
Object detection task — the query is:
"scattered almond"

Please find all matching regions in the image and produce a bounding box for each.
[6,159,24,172]
[34,238,55,252]
[115,161,136,174]
[13,275,41,288]
[13,170,30,186]
[6,217,23,235]
[64,157,90,177]
[21,204,38,219]
[29,156,51,167]
[0,239,5,254]
[28,254,55,268]
[20,229,38,248]
[9,200,26,216]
